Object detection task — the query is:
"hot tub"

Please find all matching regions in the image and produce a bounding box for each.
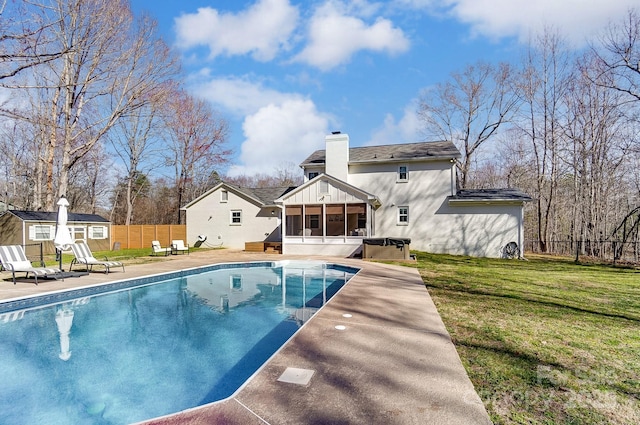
[362,238,411,260]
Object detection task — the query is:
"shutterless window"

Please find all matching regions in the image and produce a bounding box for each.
[221,190,228,202]
[230,210,242,225]
[397,165,408,182]
[397,206,409,225]
[308,172,319,180]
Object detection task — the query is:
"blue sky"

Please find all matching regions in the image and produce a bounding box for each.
[130,0,637,178]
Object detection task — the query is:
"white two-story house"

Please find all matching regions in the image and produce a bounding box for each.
[182,132,531,258]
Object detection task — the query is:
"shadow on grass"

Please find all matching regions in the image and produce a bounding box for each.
[425,281,640,322]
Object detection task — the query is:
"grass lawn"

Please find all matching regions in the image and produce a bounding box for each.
[41,246,221,269]
[393,252,640,425]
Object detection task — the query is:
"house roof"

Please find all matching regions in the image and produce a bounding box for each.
[231,185,297,205]
[182,182,297,210]
[7,210,110,223]
[300,140,461,167]
[450,189,533,203]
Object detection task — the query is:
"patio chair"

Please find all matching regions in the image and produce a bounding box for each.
[0,245,62,285]
[171,240,190,255]
[70,241,124,274]
[151,240,172,256]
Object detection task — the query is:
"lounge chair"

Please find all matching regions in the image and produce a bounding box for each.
[151,240,172,256]
[0,245,62,285]
[171,240,189,255]
[70,241,124,274]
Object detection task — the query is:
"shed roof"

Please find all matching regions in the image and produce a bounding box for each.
[7,210,110,223]
[300,140,461,167]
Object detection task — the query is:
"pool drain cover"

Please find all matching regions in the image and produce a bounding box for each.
[277,367,315,385]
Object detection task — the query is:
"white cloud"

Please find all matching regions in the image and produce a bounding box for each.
[365,102,422,146]
[428,0,637,45]
[174,0,299,61]
[192,76,293,116]
[227,99,331,176]
[190,76,331,176]
[293,1,410,70]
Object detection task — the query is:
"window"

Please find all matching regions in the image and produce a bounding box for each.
[71,226,86,241]
[29,225,53,241]
[89,226,107,239]
[397,165,408,182]
[220,190,228,203]
[230,210,242,225]
[308,172,319,180]
[397,206,409,225]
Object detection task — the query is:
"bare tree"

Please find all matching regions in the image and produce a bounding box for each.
[0,0,69,80]
[108,83,175,224]
[515,29,573,252]
[161,89,230,223]
[564,51,629,255]
[418,61,520,188]
[0,0,180,210]
[594,8,640,102]
[224,162,304,188]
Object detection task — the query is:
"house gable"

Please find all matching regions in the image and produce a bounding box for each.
[276,174,380,207]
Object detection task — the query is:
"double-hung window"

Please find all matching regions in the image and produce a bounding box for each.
[397,165,409,182]
[230,210,242,225]
[397,206,409,225]
[30,225,53,241]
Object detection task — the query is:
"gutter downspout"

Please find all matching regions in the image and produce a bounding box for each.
[518,202,524,258]
[450,159,456,196]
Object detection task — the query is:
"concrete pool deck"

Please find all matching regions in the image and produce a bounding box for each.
[0,250,491,425]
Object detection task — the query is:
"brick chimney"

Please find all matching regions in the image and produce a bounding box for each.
[325,132,349,181]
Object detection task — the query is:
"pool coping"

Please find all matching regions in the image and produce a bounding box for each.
[0,250,492,425]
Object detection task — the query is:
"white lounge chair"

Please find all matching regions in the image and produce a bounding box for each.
[0,245,62,285]
[171,240,189,255]
[70,241,124,274]
[151,240,172,256]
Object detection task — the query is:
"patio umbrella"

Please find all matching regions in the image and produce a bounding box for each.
[53,195,74,270]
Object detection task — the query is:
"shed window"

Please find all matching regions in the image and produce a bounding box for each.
[89,226,108,239]
[29,225,53,241]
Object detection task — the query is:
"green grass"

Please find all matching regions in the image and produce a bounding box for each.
[40,246,219,268]
[390,252,640,425]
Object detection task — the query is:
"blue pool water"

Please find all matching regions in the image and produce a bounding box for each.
[0,261,357,425]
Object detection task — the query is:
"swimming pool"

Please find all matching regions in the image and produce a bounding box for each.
[0,260,358,425]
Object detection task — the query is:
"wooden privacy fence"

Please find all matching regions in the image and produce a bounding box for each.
[112,225,186,250]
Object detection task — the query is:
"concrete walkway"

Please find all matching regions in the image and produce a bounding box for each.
[0,250,491,425]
